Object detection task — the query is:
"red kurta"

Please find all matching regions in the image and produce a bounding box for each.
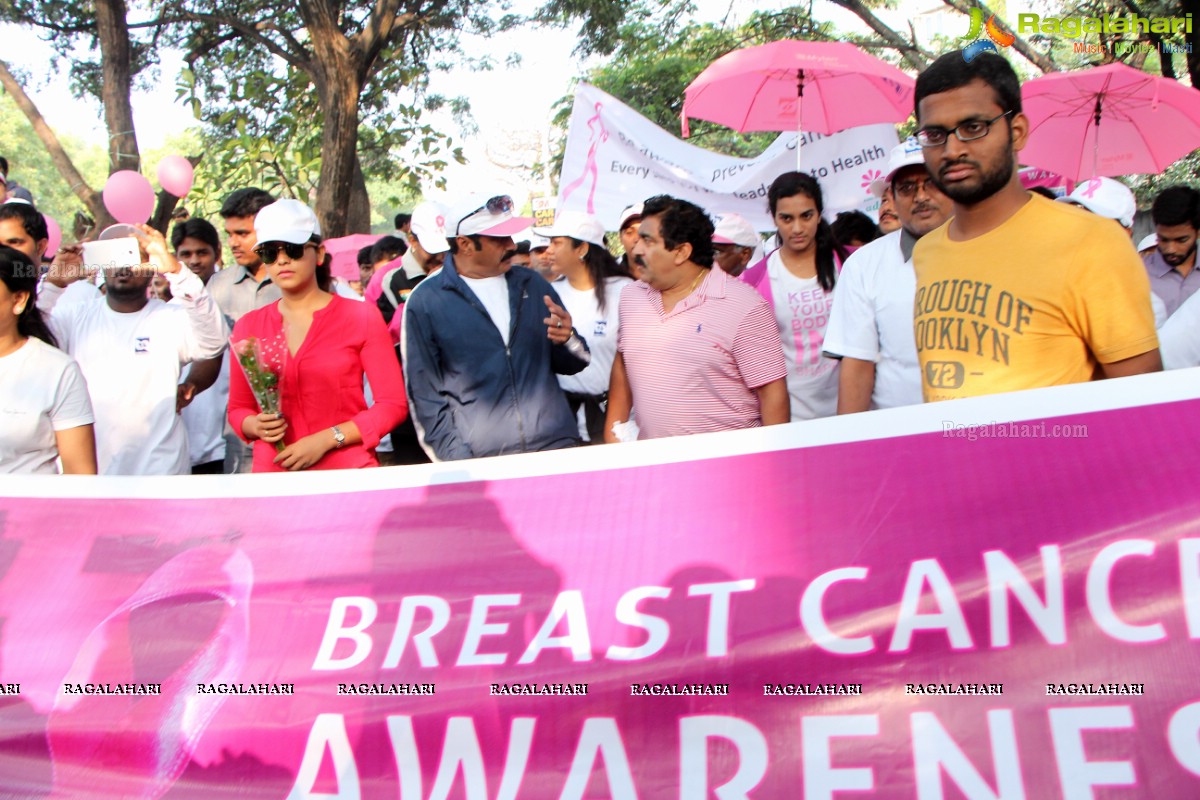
[228,296,407,472]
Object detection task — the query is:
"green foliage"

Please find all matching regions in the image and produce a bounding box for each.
[542,5,845,184]
[162,0,470,220]
[0,91,107,225]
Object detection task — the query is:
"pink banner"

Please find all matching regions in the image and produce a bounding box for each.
[3,372,1200,798]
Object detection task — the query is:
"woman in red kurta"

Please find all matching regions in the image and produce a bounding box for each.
[228,199,407,471]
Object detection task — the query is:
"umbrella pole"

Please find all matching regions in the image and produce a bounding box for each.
[796,70,806,172]
[1092,94,1102,178]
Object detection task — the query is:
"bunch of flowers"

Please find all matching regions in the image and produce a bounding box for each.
[232,336,286,453]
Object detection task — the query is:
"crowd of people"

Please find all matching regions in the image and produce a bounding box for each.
[1,51,1196,475]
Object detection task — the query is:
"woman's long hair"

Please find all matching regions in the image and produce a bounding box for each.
[0,245,58,348]
[572,238,631,314]
[767,172,847,293]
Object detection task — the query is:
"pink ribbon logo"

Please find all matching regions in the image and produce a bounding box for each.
[1081,178,1103,198]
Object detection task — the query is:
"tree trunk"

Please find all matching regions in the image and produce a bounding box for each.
[303,2,372,237]
[0,59,114,230]
[94,0,141,175]
[310,64,371,237]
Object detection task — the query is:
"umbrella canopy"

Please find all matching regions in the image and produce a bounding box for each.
[682,41,915,140]
[1021,63,1200,182]
[323,233,383,281]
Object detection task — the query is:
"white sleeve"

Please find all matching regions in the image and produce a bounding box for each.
[1159,291,1200,369]
[50,358,95,430]
[166,268,229,363]
[823,252,880,362]
[36,281,79,352]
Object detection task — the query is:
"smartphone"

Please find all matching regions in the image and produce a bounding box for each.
[82,237,142,273]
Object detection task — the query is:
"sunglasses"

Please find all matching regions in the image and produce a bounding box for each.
[456,195,514,235]
[255,241,317,264]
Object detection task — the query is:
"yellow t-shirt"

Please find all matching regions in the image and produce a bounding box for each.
[912,194,1158,402]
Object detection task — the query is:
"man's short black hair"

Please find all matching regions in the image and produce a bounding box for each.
[219,188,274,219]
[170,217,221,253]
[831,210,880,246]
[370,235,408,264]
[0,157,8,176]
[0,202,48,241]
[1151,186,1200,229]
[394,212,412,229]
[914,51,1022,122]
[515,240,531,255]
[357,245,375,267]
[640,195,715,268]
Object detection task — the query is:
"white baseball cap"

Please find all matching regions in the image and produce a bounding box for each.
[1137,232,1158,252]
[712,213,760,248]
[869,137,927,198]
[1057,177,1137,229]
[533,210,607,247]
[254,199,321,244]
[618,202,644,229]
[522,232,550,251]
[409,201,449,254]
[450,193,533,237]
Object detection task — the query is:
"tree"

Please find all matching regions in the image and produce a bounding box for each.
[161,0,620,236]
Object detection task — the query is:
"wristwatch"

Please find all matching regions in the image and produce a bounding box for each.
[331,426,346,449]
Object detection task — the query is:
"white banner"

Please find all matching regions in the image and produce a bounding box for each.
[556,83,899,231]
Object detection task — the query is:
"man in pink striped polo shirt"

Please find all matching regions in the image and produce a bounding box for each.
[604,195,789,441]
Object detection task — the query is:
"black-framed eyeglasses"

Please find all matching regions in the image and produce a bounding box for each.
[255,241,317,264]
[916,111,1013,148]
[455,195,513,235]
[893,177,935,198]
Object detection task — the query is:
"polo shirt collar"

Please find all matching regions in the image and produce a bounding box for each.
[233,263,270,285]
[1145,250,1175,278]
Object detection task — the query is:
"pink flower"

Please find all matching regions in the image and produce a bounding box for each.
[861,169,882,189]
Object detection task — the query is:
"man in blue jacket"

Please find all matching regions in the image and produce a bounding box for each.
[401,194,590,461]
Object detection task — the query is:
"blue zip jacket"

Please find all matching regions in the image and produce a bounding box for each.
[402,257,589,460]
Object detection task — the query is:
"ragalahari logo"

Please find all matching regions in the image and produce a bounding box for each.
[960,8,1015,62]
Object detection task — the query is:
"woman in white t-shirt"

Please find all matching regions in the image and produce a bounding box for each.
[0,246,96,474]
[536,211,633,442]
[742,172,849,420]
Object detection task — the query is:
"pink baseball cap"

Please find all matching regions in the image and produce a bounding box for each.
[450,193,533,238]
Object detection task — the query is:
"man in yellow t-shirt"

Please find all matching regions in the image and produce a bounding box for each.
[910,52,1160,402]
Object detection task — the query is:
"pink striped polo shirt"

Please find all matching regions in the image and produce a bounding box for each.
[617,266,787,440]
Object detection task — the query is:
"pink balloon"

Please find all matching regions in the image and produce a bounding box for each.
[157,156,195,198]
[43,215,62,255]
[103,170,155,224]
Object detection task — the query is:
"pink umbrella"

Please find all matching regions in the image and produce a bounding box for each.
[681,41,915,169]
[1021,63,1200,182]
[323,233,382,281]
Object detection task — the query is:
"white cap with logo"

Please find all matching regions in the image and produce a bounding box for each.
[1056,177,1137,229]
[533,210,607,247]
[712,213,760,248]
[254,199,321,244]
[618,202,644,229]
[409,201,449,254]
[869,137,927,198]
[449,193,533,238]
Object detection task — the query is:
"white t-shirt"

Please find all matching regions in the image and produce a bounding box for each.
[461,275,511,346]
[823,231,923,410]
[554,276,632,439]
[179,356,229,466]
[39,269,228,475]
[1160,288,1200,369]
[766,251,839,420]
[0,337,94,474]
